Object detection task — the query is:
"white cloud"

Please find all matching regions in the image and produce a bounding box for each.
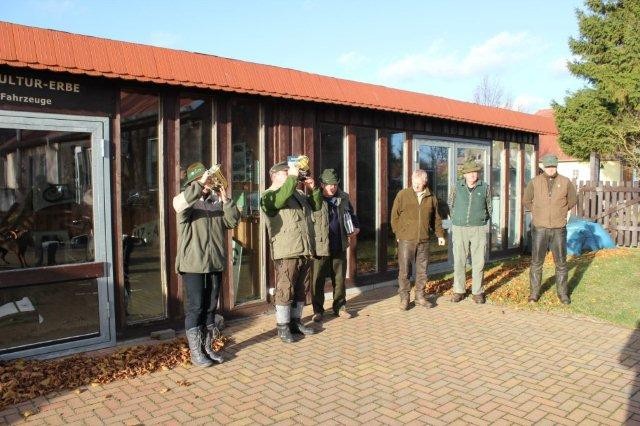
[513,94,549,113]
[147,32,181,49]
[28,0,78,16]
[338,51,369,69]
[379,31,539,82]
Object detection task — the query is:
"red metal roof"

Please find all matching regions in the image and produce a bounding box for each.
[535,109,575,161]
[0,21,556,135]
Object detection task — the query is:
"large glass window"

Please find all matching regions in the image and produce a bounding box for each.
[120,91,164,323]
[387,132,404,270]
[0,129,94,269]
[179,96,212,174]
[354,127,377,274]
[231,99,262,304]
[508,143,522,248]
[0,279,99,351]
[491,141,504,251]
[417,143,450,265]
[319,124,344,184]
[523,144,535,251]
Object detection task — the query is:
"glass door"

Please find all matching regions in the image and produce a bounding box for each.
[0,110,114,359]
[414,140,452,271]
[414,137,490,271]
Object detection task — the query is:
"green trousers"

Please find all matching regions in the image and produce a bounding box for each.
[452,225,487,295]
[311,252,347,315]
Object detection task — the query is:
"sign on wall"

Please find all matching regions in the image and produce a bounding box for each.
[0,67,115,114]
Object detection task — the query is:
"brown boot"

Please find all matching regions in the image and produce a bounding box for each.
[399,294,409,311]
[415,291,434,308]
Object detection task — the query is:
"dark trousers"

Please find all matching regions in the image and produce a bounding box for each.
[182,271,222,330]
[312,252,347,315]
[397,240,429,297]
[274,257,311,305]
[530,226,568,299]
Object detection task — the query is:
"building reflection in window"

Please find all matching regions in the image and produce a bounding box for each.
[319,124,344,184]
[230,99,262,305]
[354,127,377,274]
[387,132,404,270]
[120,90,165,324]
[508,143,522,248]
[179,97,212,175]
[491,141,504,251]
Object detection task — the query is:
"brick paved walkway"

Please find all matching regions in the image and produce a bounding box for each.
[2,286,639,425]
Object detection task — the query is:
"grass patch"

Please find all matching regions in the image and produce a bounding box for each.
[426,247,640,328]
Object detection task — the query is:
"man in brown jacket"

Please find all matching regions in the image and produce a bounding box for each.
[523,154,577,304]
[391,169,446,310]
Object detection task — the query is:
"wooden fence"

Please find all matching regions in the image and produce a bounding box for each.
[575,181,640,247]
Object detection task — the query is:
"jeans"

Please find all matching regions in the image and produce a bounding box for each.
[311,251,347,314]
[182,271,222,330]
[397,240,429,298]
[274,257,311,306]
[452,225,487,295]
[529,226,568,299]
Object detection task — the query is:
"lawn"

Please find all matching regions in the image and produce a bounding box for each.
[426,247,640,329]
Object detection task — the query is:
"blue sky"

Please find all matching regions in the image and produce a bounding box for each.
[2,0,587,113]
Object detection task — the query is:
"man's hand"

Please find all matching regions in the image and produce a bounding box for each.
[437,237,446,246]
[288,165,299,178]
[304,177,315,191]
[217,186,229,202]
[349,227,360,236]
[198,170,212,186]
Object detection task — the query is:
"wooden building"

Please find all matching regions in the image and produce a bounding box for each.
[0,21,555,359]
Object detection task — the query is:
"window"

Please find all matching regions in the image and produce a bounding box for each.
[319,124,344,183]
[230,99,262,304]
[354,127,377,274]
[179,96,212,174]
[387,132,404,269]
[120,90,164,323]
[491,141,504,251]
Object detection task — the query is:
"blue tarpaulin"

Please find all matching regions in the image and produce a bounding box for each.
[566,216,616,256]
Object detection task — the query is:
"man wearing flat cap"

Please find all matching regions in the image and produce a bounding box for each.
[173,162,239,367]
[523,154,577,304]
[391,169,446,310]
[448,160,492,304]
[261,159,322,342]
[311,168,360,322]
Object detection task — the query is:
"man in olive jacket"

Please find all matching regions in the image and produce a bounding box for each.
[173,162,240,367]
[449,160,491,304]
[523,154,577,304]
[311,168,360,322]
[391,169,446,310]
[261,160,322,343]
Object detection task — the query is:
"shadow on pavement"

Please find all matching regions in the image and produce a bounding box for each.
[619,321,640,424]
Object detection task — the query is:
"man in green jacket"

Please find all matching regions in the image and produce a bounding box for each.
[261,160,322,343]
[523,154,577,304]
[390,169,446,310]
[173,162,240,367]
[311,168,360,322]
[449,160,491,304]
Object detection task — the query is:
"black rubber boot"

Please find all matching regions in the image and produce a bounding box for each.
[290,318,315,335]
[277,323,294,343]
[203,325,224,364]
[186,327,213,367]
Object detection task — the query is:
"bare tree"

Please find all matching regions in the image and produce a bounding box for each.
[473,75,514,109]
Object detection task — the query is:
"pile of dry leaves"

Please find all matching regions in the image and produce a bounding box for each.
[426,247,634,306]
[0,335,227,411]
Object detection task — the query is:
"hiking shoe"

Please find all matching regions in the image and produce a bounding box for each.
[472,294,485,304]
[399,296,409,311]
[335,307,353,319]
[451,293,466,303]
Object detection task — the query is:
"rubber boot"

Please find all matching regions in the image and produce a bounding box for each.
[203,325,224,364]
[399,293,409,311]
[275,304,293,343]
[290,302,315,335]
[186,327,213,367]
